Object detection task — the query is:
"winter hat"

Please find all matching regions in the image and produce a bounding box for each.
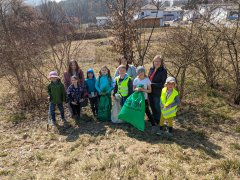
[48,71,60,79]
[136,66,146,74]
[165,76,176,84]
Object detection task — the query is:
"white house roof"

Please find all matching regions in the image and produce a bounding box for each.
[164,6,183,12]
[96,16,109,20]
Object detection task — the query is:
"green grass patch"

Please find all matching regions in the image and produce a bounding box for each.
[235,125,240,133]
[0,152,8,157]
[230,143,240,150]
[8,112,26,124]
[220,159,240,176]
[0,170,13,176]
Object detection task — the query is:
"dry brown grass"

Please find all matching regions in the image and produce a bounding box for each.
[0,35,240,180]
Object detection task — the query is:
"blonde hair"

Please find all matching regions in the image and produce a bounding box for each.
[153,55,164,67]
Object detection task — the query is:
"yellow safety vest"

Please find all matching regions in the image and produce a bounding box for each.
[116,76,131,97]
[161,87,179,119]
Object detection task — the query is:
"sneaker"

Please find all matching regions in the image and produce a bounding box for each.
[52,125,58,133]
[156,129,164,136]
[63,121,69,128]
[165,132,173,137]
[151,126,158,134]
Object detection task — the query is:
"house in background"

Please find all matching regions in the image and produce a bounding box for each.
[136,4,164,27]
[136,3,184,27]
[96,16,109,26]
[139,3,164,19]
[163,6,184,21]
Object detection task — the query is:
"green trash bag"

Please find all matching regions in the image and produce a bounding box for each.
[118,90,145,131]
[97,95,112,121]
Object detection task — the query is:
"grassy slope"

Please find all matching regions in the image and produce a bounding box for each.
[0,33,240,180]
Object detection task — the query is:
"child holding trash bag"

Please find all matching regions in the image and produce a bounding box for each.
[112,65,133,123]
[67,75,85,125]
[95,66,113,121]
[157,77,180,137]
[133,66,158,133]
[85,68,98,116]
[47,71,68,130]
[113,65,133,106]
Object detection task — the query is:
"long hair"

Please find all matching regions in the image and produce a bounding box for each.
[118,56,129,71]
[68,59,80,75]
[99,65,112,81]
[152,55,164,68]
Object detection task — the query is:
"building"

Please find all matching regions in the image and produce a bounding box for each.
[136,17,164,28]
[96,16,109,26]
[136,3,184,26]
[138,3,164,19]
[163,6,184,21]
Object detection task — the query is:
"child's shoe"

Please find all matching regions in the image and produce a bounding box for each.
[165,132,173,137]
[151,126,158,134]
[156,129,164,136]
[62,119,69,128]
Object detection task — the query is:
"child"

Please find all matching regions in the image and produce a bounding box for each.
[157,77,180,137]
[85,68,98,116]
[95,66,113,96]
[95,66,113,121]
[113,65,133,106]
[47,71,67,128]
[133,66,158,133]
[67,75,85,124]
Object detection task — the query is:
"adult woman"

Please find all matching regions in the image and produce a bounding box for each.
[114,56,137,79]
[63,60,85,117]
[148,55,167,124]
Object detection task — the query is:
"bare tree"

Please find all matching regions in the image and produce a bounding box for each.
[0,0,46,106]
[39,0,83,74]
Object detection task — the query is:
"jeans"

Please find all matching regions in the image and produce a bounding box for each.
[149,94,161,124]
[49,102,65,124]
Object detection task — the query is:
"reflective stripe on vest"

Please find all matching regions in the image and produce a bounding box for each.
[116,76,131,97]
[161,87,179,119]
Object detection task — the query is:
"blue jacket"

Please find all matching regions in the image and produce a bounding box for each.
[85,69,98,94]
[95,74,113,94]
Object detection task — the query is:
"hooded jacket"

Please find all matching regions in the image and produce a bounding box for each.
[48,79,66,104]
[85,68,98,94]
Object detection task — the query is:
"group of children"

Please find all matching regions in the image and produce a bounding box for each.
[47,64,180,136]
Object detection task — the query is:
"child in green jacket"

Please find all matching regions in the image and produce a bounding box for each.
[48,71,67,128]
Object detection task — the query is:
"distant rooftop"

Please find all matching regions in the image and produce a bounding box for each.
[141,3,164,10]
[96,17,109,20]
[164,6,184,12]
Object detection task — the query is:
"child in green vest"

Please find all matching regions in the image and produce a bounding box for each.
[157,77,180,137]
[47,71,68,129]
[113,65,133,106]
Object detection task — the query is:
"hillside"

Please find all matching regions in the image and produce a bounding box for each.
[0,38,240,179]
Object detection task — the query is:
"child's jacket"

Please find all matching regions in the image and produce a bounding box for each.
[114,73,133,97]
[95,75,113,94]
[160,87,180,119]
[85,69,98,95]
[67,84,84,104]
[48,80,66,104]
